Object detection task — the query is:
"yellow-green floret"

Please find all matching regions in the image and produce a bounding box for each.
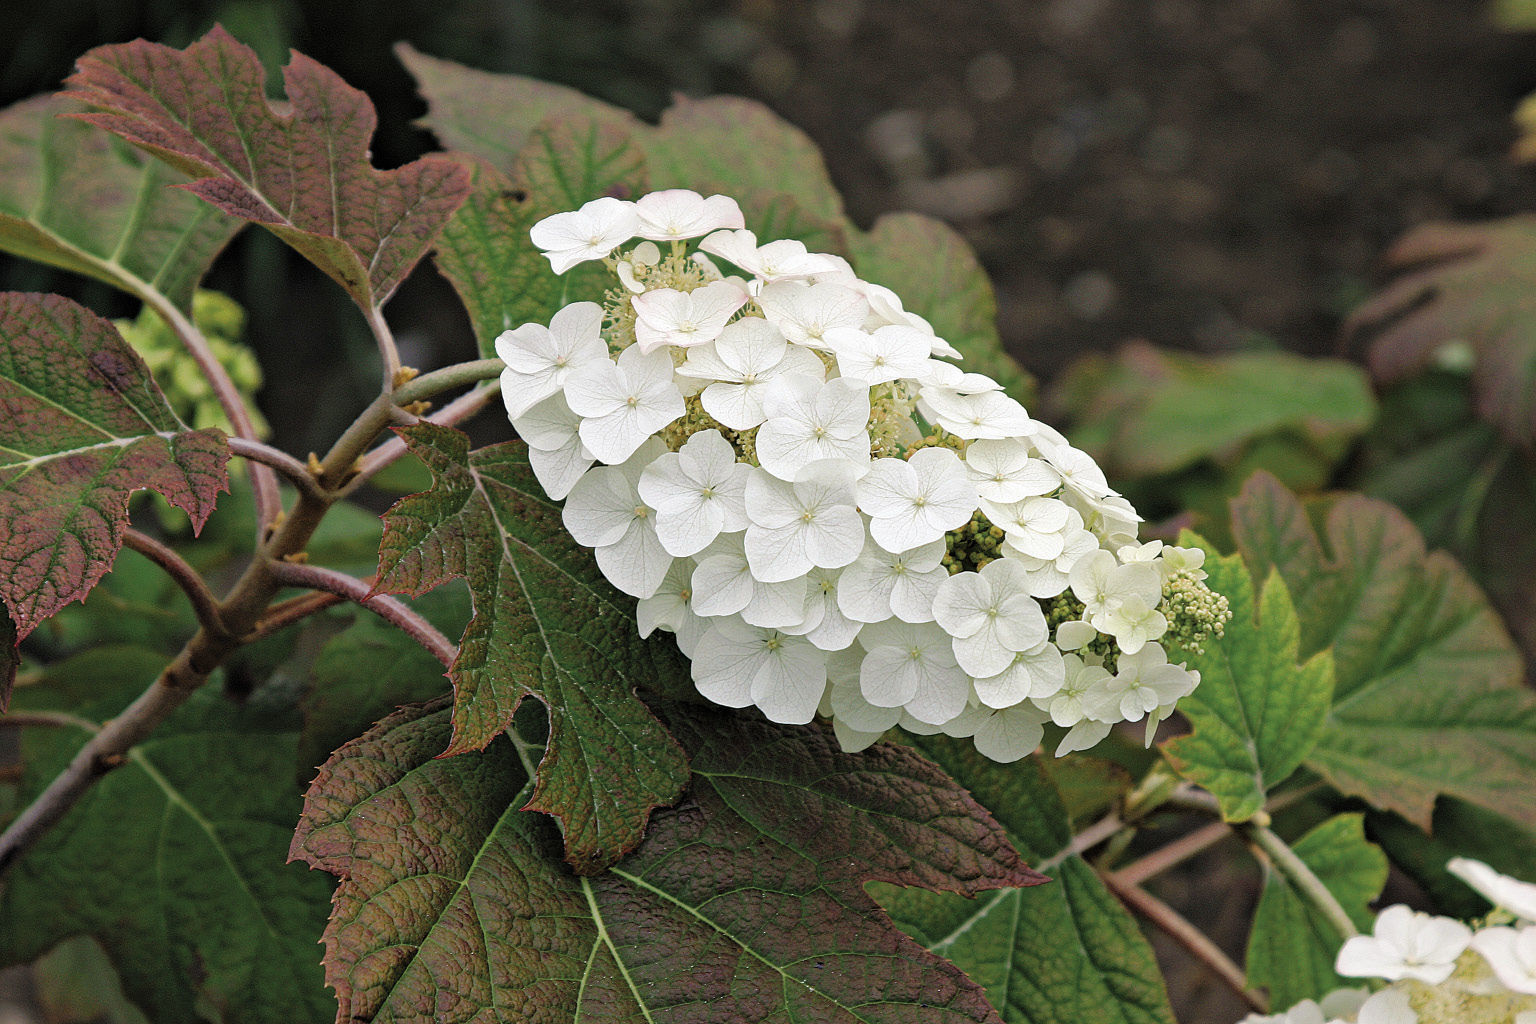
[942,509,1005,575]
[1159,570,1231,655]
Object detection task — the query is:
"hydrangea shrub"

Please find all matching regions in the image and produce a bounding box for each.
[0,26,1532,1024]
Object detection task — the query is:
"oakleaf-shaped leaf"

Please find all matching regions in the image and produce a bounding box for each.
[1161,545,1334,822]
[0,292,228,649]
[1245,814,1387,1010]
[0,93,242,311]
[874,735,1176,1024]
[849,212,1033,401]
[0,646,334,1023]
[292,701,1038,1024]
[374,423,688,872]
[65,27,470,316]
[1231,472,1535,829]
[1346,216,1536,450]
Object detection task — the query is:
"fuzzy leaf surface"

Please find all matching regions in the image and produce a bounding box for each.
[292,701,1038,1024]
[874,735,1175,1024]
[1346,216,1536,450]
[0,646,334,1023]
[849,213,1032,401]
[1161,546,1334,821]
[373,423,687,871]
[1231,472,1535,829]
[434,118,647,356]
[65,27,470,314]
[1245,814,1387,1009]
[0,94,242,311]
[0,292,227,649]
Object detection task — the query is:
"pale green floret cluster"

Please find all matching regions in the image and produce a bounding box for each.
[941,509,1006,575]
[115,289,267,436]
[1160,570,1231,655]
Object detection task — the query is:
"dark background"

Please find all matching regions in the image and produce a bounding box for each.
[5,1,1536,1019]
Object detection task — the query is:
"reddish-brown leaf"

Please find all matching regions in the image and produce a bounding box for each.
[64,27,470,314]
[292,699,1039,1024]
[1346,216,1536,450]
[0,292,228,659]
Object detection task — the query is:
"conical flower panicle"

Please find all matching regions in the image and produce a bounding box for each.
[503,188,1230,762]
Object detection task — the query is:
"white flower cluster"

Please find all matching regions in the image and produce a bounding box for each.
[501,189,1226,762]
[1241,858,1536,1024]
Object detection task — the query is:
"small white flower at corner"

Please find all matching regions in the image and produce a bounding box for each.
[691,617,828,724]
[823,323,933,386]
[638,429,751,557]
[961,438,1061,506]
[1354,988,1418,1024]
[1335,904,1472,985]
[633,189,744,241]
[754,376,872,481]
[564,343,684,465]
[676,316,823,430]
[1070,550,1163,631]
[561,439,672,599]
[631,280,748,354]
[1447,857,1536,923]
[497,301,610,417]
[511,393,594,501]
[757,280,869,349]
[1083,643,1195,723]
[744,461,865,583]
[1470,924,1536,995]
[699,228,842,282]
[858,447,979,553]
[529,196,638,273]
[1098,593,1169,655]
[857,619,970,726]
[933,558,1049,678]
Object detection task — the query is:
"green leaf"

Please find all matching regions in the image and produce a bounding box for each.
[849,212,1033,401]
[1245,814,1387,1009]
[0,292,228,649]
[297,590,468,771]
[293,701,1037,1024]
[395,43,644,172]
[433,120,648,357]
[65,27,470,317]
[1161,546,1334,822]
[0,93,243,312]
[873,735,1176,1024]
[1346,216,1536,450]
[0,646,334,1023]
[1231,472,1535,830]
[374,423,688,872]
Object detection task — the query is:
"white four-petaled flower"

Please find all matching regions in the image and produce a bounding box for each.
[497,301,610,417]
[638,429,751,557]
[530,196,638,273]
[631,280,748,353]
[857,448,979,553]
[1335,904,1472,985]
[564,343,685,465]
[633,189,745,241]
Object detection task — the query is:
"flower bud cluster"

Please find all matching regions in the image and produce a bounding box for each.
[1242,858,1536,1024]
[501,189,1223,761]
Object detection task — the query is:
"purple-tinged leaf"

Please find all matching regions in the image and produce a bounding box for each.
[292,700,1039,1024]
[1232,472,1535,830]
[373,423,687,872]
[65,27,470,315]
[1346,217,1536,450]
[0,93,243,311]
[0,293,228,660]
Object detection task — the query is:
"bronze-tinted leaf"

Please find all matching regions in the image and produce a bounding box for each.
[65,27,470,315]
[292,701,1038,1024]
[1346,216,1536,450]
[0,293,228,661]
